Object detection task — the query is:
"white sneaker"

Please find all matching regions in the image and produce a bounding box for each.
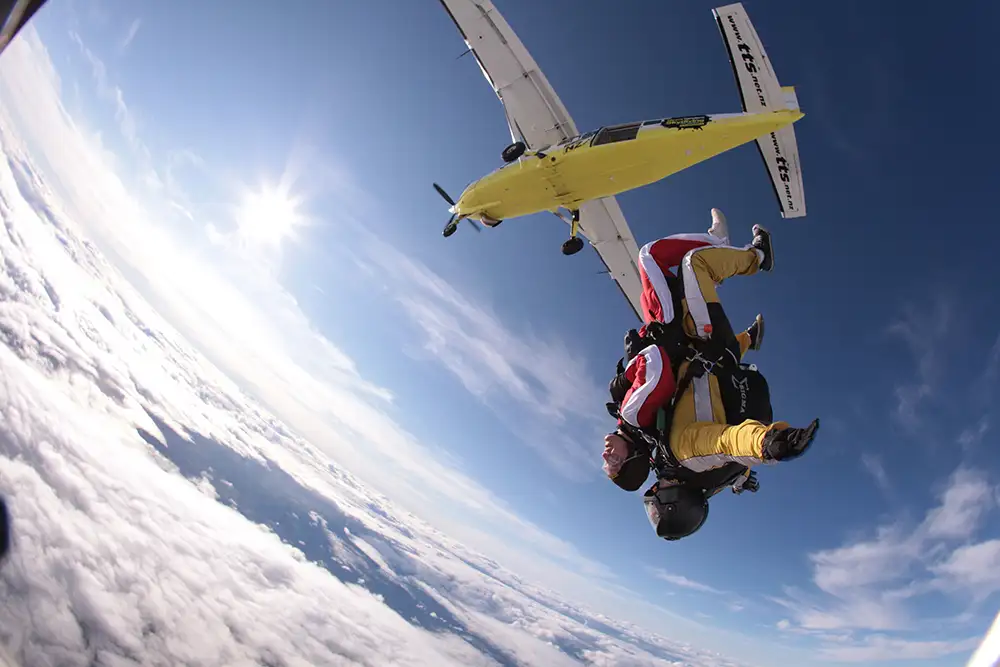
[708,208,730,245]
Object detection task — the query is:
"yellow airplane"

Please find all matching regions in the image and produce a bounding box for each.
[435,2,807,318]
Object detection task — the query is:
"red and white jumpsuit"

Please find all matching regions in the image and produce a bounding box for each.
[619,232,762,431]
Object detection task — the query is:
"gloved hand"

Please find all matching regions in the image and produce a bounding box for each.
[624,329,644,362]
[732,470,759,494]
[644,320,668,340]
[608,371,630,406]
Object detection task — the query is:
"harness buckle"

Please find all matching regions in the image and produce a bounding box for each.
[686,350,716,375]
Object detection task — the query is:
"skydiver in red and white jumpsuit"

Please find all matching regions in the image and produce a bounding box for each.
[612,208,768,432]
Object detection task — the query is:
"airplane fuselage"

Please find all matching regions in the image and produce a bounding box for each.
[452,108,803,223]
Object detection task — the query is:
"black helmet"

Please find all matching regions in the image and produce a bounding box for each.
[643,482,709,540]
[607,432,651,492]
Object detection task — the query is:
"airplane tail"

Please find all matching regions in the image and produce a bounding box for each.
[713,3,806,218]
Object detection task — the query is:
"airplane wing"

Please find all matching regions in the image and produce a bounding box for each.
[578,198,643,320]
[0,0,48,56]
[437,0,577,149]
[438,0,644,320]
[713,2,806,218]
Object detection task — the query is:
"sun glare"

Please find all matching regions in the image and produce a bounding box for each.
[235,185,306,249]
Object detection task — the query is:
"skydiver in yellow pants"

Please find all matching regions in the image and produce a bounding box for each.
[604,224,820,540]
[676,223,771,346]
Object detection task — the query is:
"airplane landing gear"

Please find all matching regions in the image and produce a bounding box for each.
[561,209,584,255]
[562,237,584,255]
[443,220,459,237]
[501,141,526,163]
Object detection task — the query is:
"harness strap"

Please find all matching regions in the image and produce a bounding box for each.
[613,321,759,496]
[651,353,706,475]
[613,320,739,471]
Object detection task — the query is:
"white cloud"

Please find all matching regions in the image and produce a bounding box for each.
[773,466,999,659]
[0,24,798,665]
[0,105,757,667]
[0,22,548,558]
[0,24,650,615]
[809,523,918,597]
[922,468,995,541]
[886,291,956,432]
[887,295,998,455]
[649,568,723,595]
[120,18,141,51]
[958,416,991,451]
[931,540,1000,598]
[68,30,143,158]
[357,234,610,479]
[817,634,981,663]
[861,453,891,495]
[0,236,492,667]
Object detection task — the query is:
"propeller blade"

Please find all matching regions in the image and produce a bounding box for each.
[466,218,481,233]
[433,183,456,207]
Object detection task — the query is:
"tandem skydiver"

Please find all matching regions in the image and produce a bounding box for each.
[602,209,819,541]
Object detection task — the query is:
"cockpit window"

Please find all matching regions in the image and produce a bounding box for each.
[592,122,642,146]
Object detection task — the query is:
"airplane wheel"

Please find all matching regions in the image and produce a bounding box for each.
[561,237,584,256]
[501,141,526,163]
[443,222,458,238]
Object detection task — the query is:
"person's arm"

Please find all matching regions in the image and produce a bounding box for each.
[618,345,676,429]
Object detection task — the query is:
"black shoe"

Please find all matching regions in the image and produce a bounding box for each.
[751,224,774,272]
[745,314,764,351]
[762,419,820,462]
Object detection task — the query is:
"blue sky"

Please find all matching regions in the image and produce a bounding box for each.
[6,0,1000,664]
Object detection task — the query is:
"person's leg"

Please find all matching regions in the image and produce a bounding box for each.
[680,246,762,341]
[708,208,730,245]
[736,331,752,359]
[638,234,721,324]
[736,314,764,359]
[671,418,820,472]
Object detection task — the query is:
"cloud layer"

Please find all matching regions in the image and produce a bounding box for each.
[0,20,630,609]
[0,71,751,665]
[772,466,998,661]
[1,15,996,667]
[355,235,611,478]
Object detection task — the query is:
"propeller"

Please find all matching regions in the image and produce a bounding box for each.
[433,183,480,235]
[433,182,455,207]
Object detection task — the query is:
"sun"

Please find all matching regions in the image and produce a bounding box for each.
[235,183,306,249]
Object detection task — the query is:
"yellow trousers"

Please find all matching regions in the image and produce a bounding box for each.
[679,245,761,340]
[672,418,789,472]
[668,245,777,472]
